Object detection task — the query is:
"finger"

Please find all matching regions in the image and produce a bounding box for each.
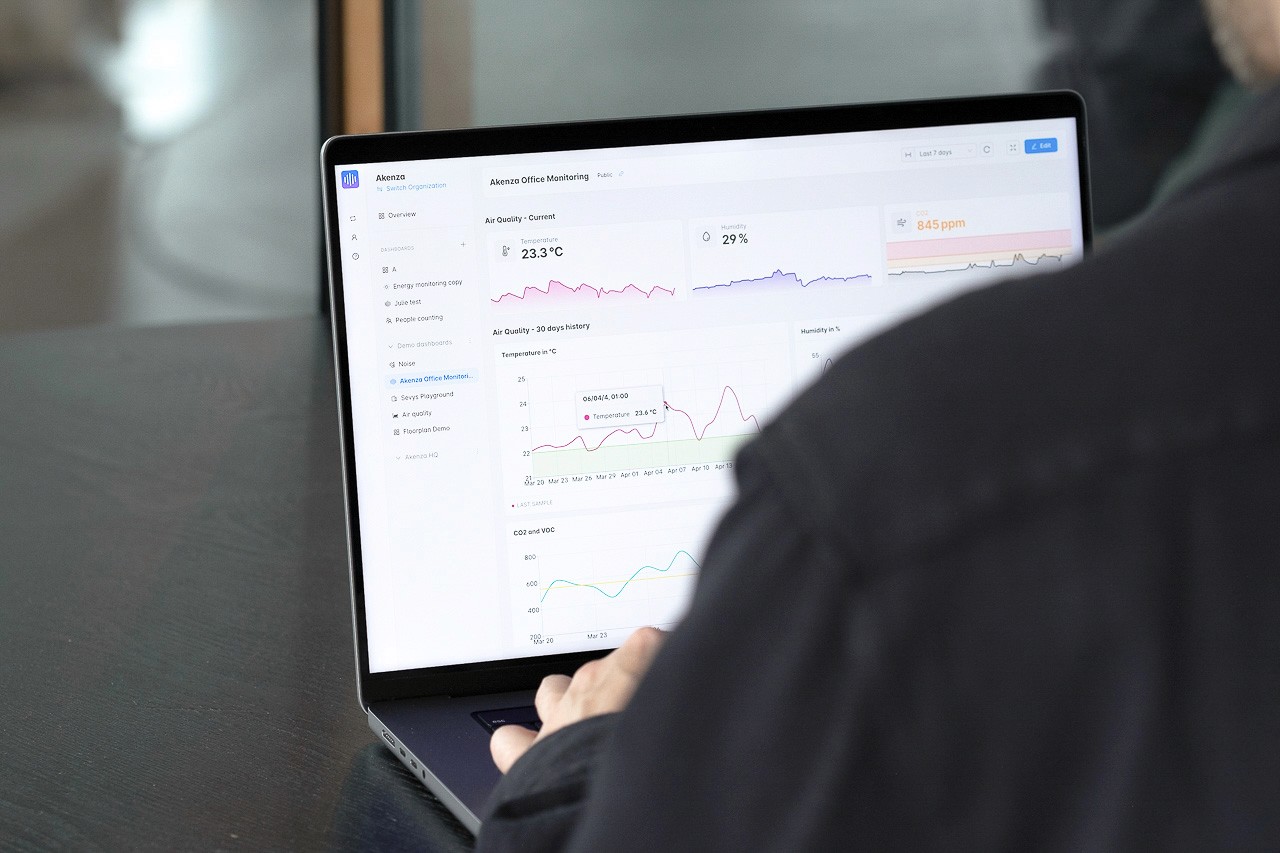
[550,629,668,725]
[535,673,571,719]
[614,626,667,679]
[490,723,538,774]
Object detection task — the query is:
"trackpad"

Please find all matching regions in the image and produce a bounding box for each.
[472,705,541,733]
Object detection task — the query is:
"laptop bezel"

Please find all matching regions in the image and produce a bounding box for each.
[321,91,1092,707]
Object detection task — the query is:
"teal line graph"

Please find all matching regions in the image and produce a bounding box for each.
[539,549,701,603]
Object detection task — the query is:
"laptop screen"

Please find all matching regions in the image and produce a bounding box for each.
[328,99,1087,675]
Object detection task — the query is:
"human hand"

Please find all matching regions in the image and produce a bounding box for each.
[489,626,666,774]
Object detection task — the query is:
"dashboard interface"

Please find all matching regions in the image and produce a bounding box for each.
[332,113,1084,673]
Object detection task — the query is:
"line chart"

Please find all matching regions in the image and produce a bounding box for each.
[692,269,872,295]
[491,280,676,305]
[498,324,793,491]
[689,206,882,302]
[529,385,762,476]
[531,385,761,454]
[487,220,685,308]
[539,549,701,603]
[513,507,712,642]
[887,252,1066,277]
[793,315,897,390]
[885,228,1073,278]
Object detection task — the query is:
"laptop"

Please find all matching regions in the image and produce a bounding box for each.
[321,92,1091,833]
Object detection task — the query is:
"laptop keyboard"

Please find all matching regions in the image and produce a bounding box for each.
[472,705,542,734]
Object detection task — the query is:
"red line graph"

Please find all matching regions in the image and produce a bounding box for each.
[531,386,762,453]
[491,280,676,304]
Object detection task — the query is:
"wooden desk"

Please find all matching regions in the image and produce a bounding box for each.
[0,318,473,851]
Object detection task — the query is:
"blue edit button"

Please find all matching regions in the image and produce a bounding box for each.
[1024,137,1059,154]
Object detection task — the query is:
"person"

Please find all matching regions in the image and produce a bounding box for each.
[1036,0,1231,228]
[477,0,1280,847]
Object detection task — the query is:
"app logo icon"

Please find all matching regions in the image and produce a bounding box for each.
[340,170,359,189]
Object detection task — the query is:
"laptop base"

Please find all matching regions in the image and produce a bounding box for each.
[369,689,536,834]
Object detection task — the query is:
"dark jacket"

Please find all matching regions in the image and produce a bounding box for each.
[477,84,1280,851]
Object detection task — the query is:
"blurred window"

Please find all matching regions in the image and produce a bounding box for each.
[381,1,1046,131]
[0,0,319,333]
